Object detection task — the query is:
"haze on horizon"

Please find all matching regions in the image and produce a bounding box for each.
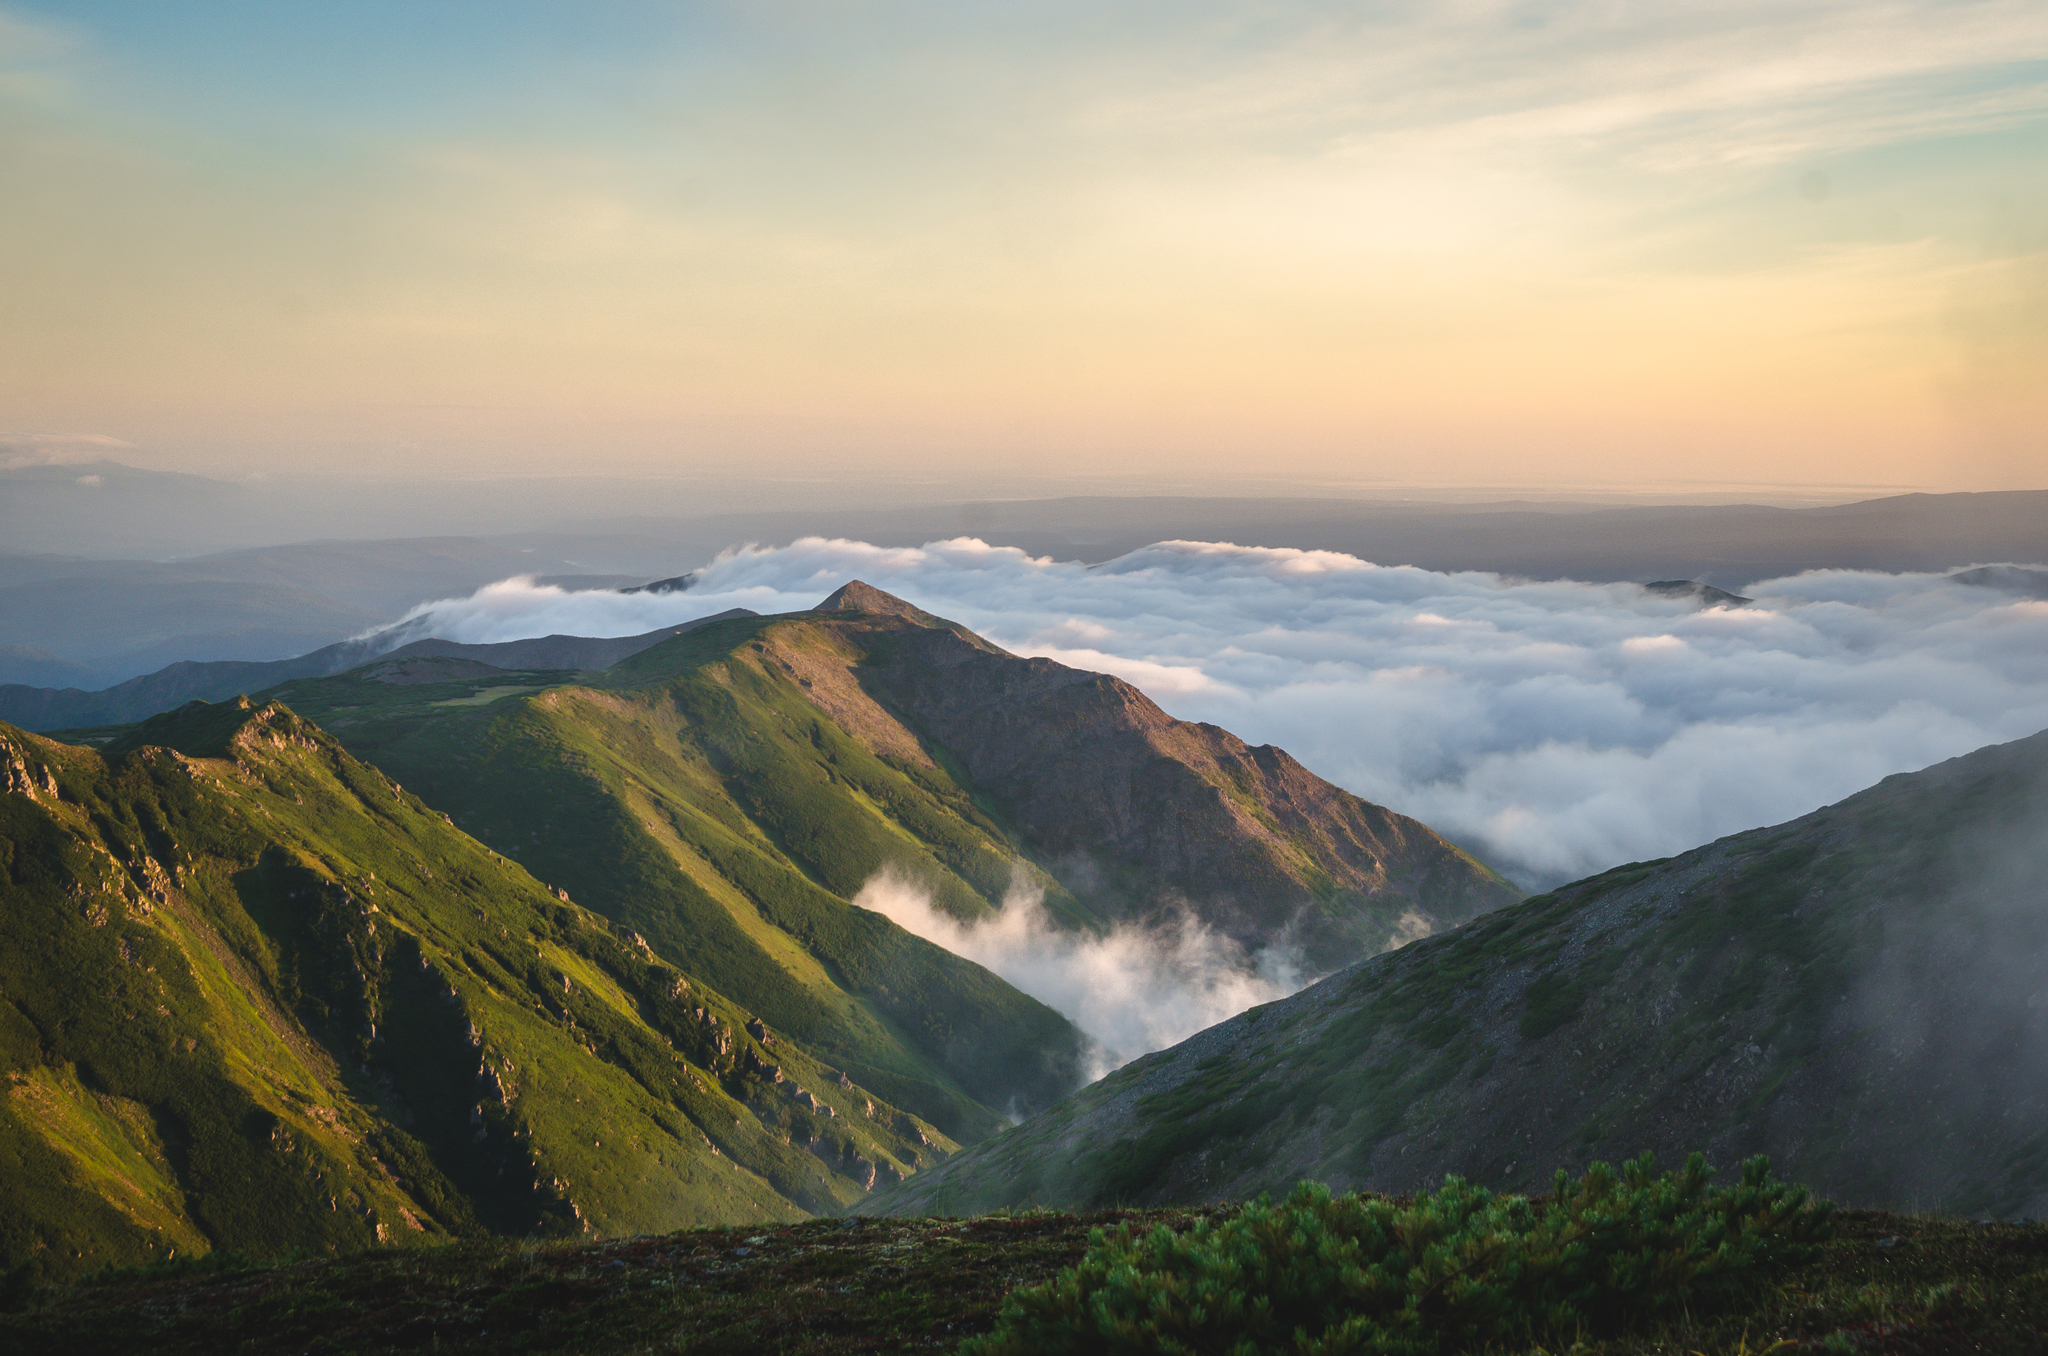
[1,0,2043,505]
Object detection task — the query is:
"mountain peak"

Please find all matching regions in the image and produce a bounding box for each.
[814,580,939,624]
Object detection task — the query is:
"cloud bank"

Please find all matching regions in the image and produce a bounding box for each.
[852,867,1304,1079]
[380,536,2048,890]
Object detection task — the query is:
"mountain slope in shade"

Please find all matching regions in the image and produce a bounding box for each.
[869,728,2048,1219]
[807,581,1521,967]
[0,702,954,1284]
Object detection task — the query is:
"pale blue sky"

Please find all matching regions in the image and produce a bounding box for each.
[2,2,2043,493]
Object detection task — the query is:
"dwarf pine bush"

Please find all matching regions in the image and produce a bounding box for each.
[960,1153,1829,1356]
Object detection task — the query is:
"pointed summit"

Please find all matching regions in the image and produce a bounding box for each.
[813,580,942,625]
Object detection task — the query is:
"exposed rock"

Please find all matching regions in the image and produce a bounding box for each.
[797,583,1521,967]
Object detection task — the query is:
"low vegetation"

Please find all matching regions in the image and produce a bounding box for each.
[965,1154,1828,1354]
[0,1180,2042,1353]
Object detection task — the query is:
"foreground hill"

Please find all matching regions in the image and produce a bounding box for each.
[3,1206,2042,1353]
[871,727,2048,1218]
[0,702,963,1283]
[222,585,1513,1136]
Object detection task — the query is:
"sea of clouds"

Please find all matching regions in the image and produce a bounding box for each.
[369,537,2048,1064]
[375,534,2048,889]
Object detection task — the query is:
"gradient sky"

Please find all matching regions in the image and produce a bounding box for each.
[1,1,2043,495]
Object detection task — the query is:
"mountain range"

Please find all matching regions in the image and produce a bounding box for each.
[0,612,751,733]
[8,482,2046,691]
[239,583,1517,1119]
[1,583,1517,1281]
[8,557,2044,1299]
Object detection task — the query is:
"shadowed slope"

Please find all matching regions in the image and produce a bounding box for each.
[816,584,1520,966]
[870,728,2048,1218]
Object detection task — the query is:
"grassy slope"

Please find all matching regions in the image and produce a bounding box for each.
[2,1206,2043,1354]
[871,728,2048,1217]
[0,702,952,1284]
[246,598,1520,1140]
[259,620,1098,1142]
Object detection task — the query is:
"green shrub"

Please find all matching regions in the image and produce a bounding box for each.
[960,1153,1829,1355]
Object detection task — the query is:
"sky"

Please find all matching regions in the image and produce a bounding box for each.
[1,2,2044,498]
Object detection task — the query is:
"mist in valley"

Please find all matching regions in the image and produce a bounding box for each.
[852,866,1315,1079]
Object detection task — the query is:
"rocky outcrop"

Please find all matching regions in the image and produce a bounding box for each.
[803,583,1521,968]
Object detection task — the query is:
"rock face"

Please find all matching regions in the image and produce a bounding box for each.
[811,582,1521,968]
[868,727,2048,1219]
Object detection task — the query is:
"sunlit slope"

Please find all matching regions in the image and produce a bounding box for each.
[0,701,952,1283]
[870,728,2048,1219]
[266,637,1093,1144]
[259,586,1516,1138]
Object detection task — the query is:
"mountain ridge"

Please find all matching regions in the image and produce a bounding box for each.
[0,611,754,733]
[869,724,2048,1218]
[0,698,960,1283]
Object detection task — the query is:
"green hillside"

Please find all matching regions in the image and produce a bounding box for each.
[0,702,954,1285]
[250,636,1091,1143]
[869,727,2048,1218]
[230,585,1515,1138]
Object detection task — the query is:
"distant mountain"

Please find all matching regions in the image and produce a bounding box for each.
[0,645,95,689]
[0,571,381,686]
[1643,580,1751,607]
[0,612,754,732]
[0,535,648,686]
[0,699,957,1284]
[552,488,2048,590]
[870,727,2048,1219]
[1952,565,2048,599]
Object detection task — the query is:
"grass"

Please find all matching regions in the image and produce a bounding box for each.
[1,1206,2041,1354]
[0,701,955,1283]
[247,616,1094,1143]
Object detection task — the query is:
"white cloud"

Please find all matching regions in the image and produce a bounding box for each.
[852,867,1304,1078]
[379,535,2048,890]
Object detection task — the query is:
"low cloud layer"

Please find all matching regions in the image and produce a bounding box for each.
[852,868,1303,1078]
[380,536,2048,890]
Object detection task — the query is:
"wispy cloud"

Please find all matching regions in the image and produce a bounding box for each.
[0,432,134,469]
[3,2,2042,485]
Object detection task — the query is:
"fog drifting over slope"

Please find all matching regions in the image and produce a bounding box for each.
[852,867,1309,1079]
[377,536,2048,890]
